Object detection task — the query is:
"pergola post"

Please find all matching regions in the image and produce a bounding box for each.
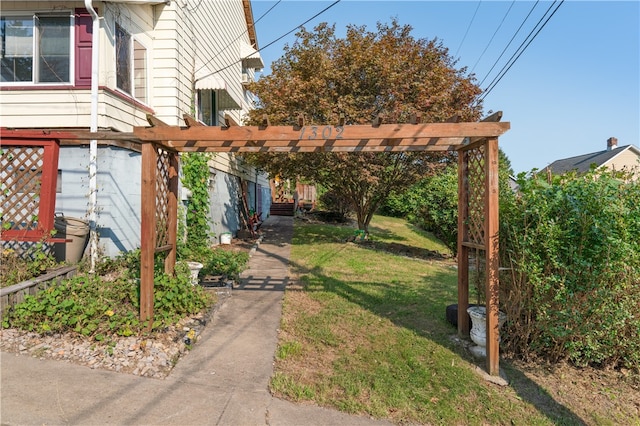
[140,143,157,324]
[457,149,470,336]
[484,137,500,375]
[165,152,179,275]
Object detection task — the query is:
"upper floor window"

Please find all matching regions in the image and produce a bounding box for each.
[197,90,217,126]
[115,23,147,103]
[1,14,72,84]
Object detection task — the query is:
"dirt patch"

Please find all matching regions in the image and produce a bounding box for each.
[356,240,451,261]
[505,358,640,424]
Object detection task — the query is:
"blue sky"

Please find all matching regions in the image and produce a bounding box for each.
[249,1,639,173]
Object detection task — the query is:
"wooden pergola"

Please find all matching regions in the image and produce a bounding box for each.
[0,112,509,375]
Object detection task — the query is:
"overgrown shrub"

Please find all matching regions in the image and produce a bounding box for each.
[500,168,640,369]
[0,242,61,287]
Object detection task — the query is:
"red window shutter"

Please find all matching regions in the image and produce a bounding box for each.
[75,8,94,87]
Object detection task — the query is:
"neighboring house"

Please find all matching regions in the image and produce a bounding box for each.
[544,137,640,176]
[1,0,270,257]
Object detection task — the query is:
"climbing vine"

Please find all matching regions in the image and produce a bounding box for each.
[180,153,212,257]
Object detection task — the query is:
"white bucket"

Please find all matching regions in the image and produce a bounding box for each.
[220,232,232,244]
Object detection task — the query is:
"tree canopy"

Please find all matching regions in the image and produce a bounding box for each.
[245,20,484,231]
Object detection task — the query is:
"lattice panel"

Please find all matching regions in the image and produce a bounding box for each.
[466,145,486,245]
[1,147,44,231]
[155,147,171,248]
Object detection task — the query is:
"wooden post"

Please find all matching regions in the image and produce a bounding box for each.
[484,138,500,375]
[140,143,157,325]
[165,151,179,275]
[457,148,470,336]
[40,140,60,235]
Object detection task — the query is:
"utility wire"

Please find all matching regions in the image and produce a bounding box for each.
[470,1,515,74]
[479,0,564,101]
[196,0,342,82]
[455,1,482,58]
[478,0,540,88]
[194,0,282,76]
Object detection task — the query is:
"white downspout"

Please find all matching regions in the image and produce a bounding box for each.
[85,0,99,272]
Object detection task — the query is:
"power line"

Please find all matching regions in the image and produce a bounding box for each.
[478,1,540,88]
[194,0,282,76]
[479,0,565,102]
[470,1,515,74]
[455,1,482,58]
[196,0,342,82]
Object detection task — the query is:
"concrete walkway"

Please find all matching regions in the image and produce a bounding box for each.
[0,215,390,425]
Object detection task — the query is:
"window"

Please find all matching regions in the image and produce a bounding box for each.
[116,23,146,102]
[1,14,72,83]
[198,90,217,126]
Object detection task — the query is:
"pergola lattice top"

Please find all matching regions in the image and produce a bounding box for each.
[132,120,509,153]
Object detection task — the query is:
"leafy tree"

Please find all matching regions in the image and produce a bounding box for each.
[245,20,483,232]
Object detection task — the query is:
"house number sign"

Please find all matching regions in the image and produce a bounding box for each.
[299,126,344,140]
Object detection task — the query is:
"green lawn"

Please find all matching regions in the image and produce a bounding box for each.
[270,215,576,425]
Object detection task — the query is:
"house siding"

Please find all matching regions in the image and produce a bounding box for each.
[55,146,142,257]
[603,148,640,173]
[1,0,270,256]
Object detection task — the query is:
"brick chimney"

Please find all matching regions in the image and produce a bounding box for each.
[607,137,618,151]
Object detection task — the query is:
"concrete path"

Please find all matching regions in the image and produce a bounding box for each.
[1,215,390,425]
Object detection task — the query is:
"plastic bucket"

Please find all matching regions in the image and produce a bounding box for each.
[53,215,90,263]
[220,232,232,245]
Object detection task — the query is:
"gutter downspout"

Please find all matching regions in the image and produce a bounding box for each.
[85,0,99,272]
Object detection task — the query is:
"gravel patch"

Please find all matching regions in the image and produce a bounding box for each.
[0,286,231,379]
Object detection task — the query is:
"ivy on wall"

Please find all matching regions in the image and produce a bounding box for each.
[180,153,212,256]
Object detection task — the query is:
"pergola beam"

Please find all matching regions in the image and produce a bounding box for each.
[156,137,466,152]
[133,122,509,145]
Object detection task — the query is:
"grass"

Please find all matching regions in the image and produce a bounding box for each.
[270,215,581,425]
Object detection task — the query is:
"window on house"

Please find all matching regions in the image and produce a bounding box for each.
[116,23,147,102]
[198,90,217,126]
[1,14,72,83]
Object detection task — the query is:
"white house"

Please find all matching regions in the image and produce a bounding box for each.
[0,0,270,257]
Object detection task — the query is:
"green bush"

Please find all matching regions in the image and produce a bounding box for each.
[201,248,249,280]
[2,250,214,338]
[500,168,640,369]
[381,166,459,254]
[180,153,213,254]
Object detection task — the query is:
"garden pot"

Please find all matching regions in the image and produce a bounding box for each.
[186,261,204,285]
[467,306,507,357]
